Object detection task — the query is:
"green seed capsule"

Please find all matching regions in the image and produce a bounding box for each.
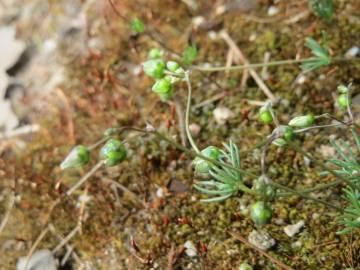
[250,201,273,226]
[337,84,349,94]
[259,106,273,124]
[148,48,163,59]
[282,125,295,141]
[253,179,276,200]
[60,145,90,170]
[193,146,221,174]
[288,115,315,128]
[166,61,180,72]
[272,138,287,147]
[142,59,165,79]
[99,139,127,166]
[239,263,253,270]
[152,78,172,94]
[338,94,351,110]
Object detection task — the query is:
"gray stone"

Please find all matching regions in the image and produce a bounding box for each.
[248,230,275,250]
[17,249,58,270]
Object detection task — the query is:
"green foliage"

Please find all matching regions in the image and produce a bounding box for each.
[309,0,334,21]
[142,59,166,79]
[301,37,331,72]
[60,145,90,170]
[326,130,360,233]
[182,45,197,66]
[193,141,249,202]
[131,18,145,33]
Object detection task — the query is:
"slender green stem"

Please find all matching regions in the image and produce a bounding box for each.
[100,126,346,211]
[268,180,343,212]
[184,72,200,153]
[287,141,357,189]
[66,161,105,196]
[192,57,360,73]
[278,179,343,197]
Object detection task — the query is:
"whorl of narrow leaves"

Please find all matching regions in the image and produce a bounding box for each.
[301,37,331,72]
[309,0,333,21]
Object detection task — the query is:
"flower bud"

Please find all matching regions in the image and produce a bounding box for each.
[152,78,173,101]
[282,125,295,141]
[99,139,127,166]
[193,146,221,174]
[288,115,315,128]
[272,138,287,147]
[148,48,164,59]
[142,59,165,79]
[337,84,349,93]
[250,201,273,226]
[259,106,273,124]
[166,61,180,72]
[337,94,351,110]
[60,145,90,170]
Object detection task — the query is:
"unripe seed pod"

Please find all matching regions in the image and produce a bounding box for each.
[152,78,173,101]
[282,125,295,141]
[193,146,221,174]
[250,201,273,226]
[99,139,127,166]
[288,115,315,128]
[148,48,164,59]
[338,94,351,110]
[259,106,273,124]
[239,263,253,270]
[166,61,180,72]
[60,145,90,170]
[142,59,166,79]
[152,78,172,94]
[272,138,287,147]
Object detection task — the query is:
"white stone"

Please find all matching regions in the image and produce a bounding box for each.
[345,46,359,58]
[17,249,58,270]
[213,106,233,125]
[184,240,197,257]
[284,220,305,237]
[267,6,279,16]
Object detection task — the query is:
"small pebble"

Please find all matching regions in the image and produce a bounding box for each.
[213,106,233,125]
[345,46,359,58]
[267,6,279,16]
[248,230,275,250]
[189,123,201,138]
[184,240,197,257]
[17,249,58,270]
[284,220,305,237]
